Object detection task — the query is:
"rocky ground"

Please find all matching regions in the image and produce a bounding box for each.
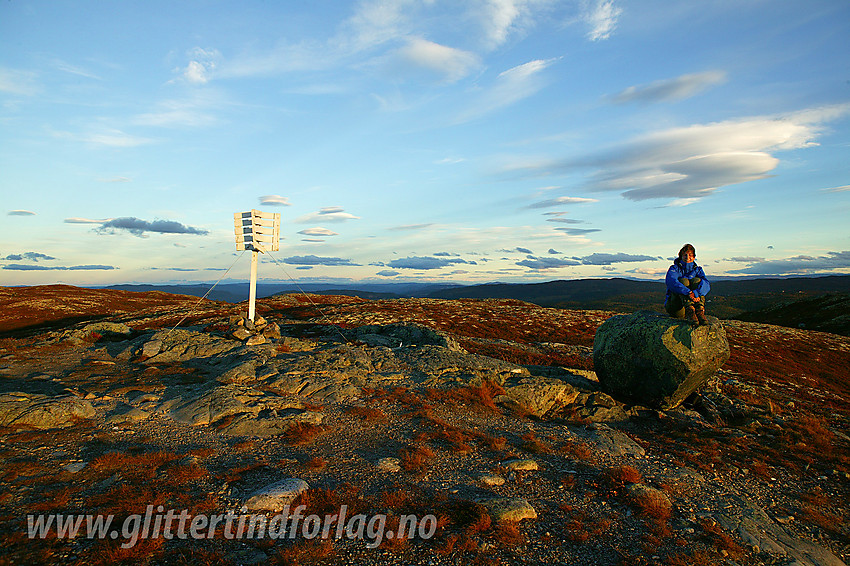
[0,287,848,565]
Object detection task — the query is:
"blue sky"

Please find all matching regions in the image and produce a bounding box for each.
[2,0,849,287]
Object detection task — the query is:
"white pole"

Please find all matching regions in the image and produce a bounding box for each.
[248,249,259,321]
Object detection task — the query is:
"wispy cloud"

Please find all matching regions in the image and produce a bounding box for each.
[510,104,850,202]
[53,60,102,80]
[516,256,580,269]
[90,217,209,237]
[7,210,36,216]
[387,256,473,270]
[611,71,727,104]
[2,264,114,271]
[527,196,598,208]
[578,252,657,265]
[555,228,601,235]
[283,255,359,266]
[96,177,131,183]
[376,269,400,277]
[297,227,338,236]
[260,195,292,206]
[55,128,154,148]
[727,251,850,275]
[821,184,850,193]
[134,98,219,128]
[2,252,56,262]
[294,207,360,223]
[65,217,111,224]
[0,67,39,96]
[584,0,622,41]
[388,38,480,83]
[457,58,556,122]
[388,223,434,231]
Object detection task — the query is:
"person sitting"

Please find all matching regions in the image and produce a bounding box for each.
[665,243,710,326]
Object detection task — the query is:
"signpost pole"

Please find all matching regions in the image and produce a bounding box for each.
[248,249,259,322]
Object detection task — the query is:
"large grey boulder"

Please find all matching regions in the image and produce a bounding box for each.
[593,311,729,409]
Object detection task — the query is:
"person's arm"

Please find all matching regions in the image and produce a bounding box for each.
[666,265,691,295]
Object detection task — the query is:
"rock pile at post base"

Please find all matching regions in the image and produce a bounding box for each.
[593,311,730,409]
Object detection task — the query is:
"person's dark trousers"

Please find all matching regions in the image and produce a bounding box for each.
[665,277,702,319]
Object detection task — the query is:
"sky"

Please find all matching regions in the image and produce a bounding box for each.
[2,0,849,288]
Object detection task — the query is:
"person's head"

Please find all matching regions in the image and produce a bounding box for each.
[678,243,696,263]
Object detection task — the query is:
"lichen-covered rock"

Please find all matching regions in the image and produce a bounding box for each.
[480,498,537,522]
[143,329,242,363]
[243,478,309,512]
[0,392,95,430]
[500,376,580,418]
[593,311,730,409]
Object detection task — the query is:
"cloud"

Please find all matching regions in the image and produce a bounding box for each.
[726,256,766,263]
[626,267,667,276]
[298,227,339,236]
[282,255,359,266]
[376,270,400,277]
[579,252,657,265]
[2,252,56,262]
[388,223,434,231]
[584,0,622,41]
[55,128,154,148]
[527,196,598,208]
[457,58,556,122]
[611,71,727,104]
[546,218,585,224]
[260,195,292,206]
[514,104,850,202]
[555,228,601,235]
[95,217,209,237]
[516,256,581,269]
[548,248,561,254]
[390,38,480,83]
[134,98,219,128]
[97,177,131,183]
[8,210,35,216]
[294,207,360,223]
[726,251,850,275]
[2,264,114,271]
[0,67,39,96]
[65,217,109,224]
[174,47,221,84]
[516,247,533,254]
[387,256,471,270]
[821,184,850,193]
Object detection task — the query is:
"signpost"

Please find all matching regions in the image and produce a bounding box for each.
[234,209,281,322]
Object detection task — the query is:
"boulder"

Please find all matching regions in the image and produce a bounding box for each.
[593,311,729,409]
[243,478,309,512]
[480,498,537,522]
[0,392,95,430]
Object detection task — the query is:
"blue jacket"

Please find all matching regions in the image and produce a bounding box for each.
[665,258,710,303]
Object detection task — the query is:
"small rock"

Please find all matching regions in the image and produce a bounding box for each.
[263,323,282,340]
[503,459,539,471]
[141,339,162,358]
[481,497,537,522]
[377,457,402,472]
[232,328,252,341]
[245,335,266,346]
[243,478,309,512]
[63,462,86,474]
[480,474,506,486]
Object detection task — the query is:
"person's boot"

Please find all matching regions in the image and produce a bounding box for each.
[695,304,708,326]
[684,305,698,326]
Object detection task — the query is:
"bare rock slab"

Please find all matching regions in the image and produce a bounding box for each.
[593,311,730,409]
[0,392,95,430]
[244,478,309,512]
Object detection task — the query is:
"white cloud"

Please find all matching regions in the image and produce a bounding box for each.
[0,67,39,96]
[64,217,112,224]
[511,104,850,202]
[174,48,221,84]
[7,210,36,216]
[527,196,598,208]
[584,0,621,41]
[53,128,154,148]
[134,98,219,128]
[821,184,850,193]
[457,58,556,122]
[391,38,480,83]
[294,207,361,223]
[611,71,727,104]
[259,195,292,206]
[298,227,339,236]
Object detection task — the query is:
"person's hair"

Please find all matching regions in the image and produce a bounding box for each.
[678,243,696,259]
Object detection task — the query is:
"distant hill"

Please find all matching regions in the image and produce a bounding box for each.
[427,275,850,319]
[734,293,850,337]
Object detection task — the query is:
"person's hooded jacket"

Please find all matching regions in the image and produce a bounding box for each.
[665,258,710,304]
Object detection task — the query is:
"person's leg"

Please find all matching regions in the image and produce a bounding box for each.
[685,277,707,324]
[665,293,686,318]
